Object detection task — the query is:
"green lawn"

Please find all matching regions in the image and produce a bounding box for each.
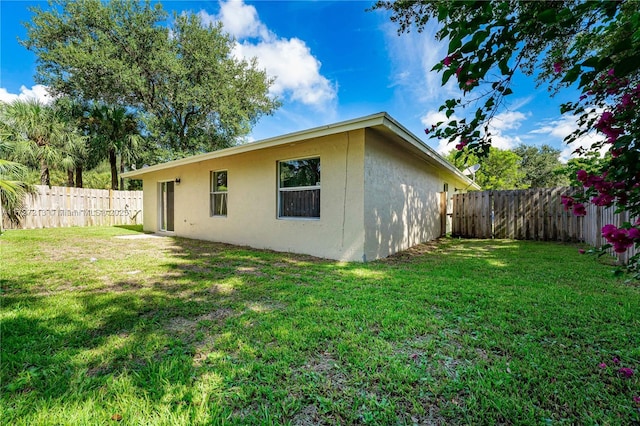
[1,226,639,425]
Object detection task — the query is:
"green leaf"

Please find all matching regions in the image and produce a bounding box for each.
[498,58,510,75]
[472,30,489,46]
[449,36,462,53]
[442,68,454,85]
[503,88,513,96]
[578,71,596,89]
[461,39,476,53]
[561,65,581,84]
[538,9,557,24]
[580,57,600,69]
[614,54,640,77]
[438,5,449,21]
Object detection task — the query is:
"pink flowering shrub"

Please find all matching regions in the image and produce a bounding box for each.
[559,69,640,276]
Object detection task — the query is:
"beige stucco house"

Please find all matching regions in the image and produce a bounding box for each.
[121,112,479,262]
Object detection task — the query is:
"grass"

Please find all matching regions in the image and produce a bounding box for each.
[1,226,639,425]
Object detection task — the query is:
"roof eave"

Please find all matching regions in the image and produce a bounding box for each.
[121,112,388,178]
[121,111,480,191]
[378,115,481,190]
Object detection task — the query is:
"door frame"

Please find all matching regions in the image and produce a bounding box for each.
[158,180,175,232]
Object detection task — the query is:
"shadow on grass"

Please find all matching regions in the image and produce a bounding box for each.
[2,232,638,424]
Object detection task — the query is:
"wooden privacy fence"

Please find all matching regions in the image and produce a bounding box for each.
[452,187,637,264]
[2,185,143,230]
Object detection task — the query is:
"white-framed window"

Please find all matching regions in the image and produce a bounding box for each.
[278,157,320,219]
[210,170,228,216]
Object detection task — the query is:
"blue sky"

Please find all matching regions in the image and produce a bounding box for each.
[0,0,594,161]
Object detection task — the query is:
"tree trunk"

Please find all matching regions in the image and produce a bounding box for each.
[119,155,125,190]
[109,148,118,190]
[67,169,74,187]
[40,158,50,187]
[75,165,83,188]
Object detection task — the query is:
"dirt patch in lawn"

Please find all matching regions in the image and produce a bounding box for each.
[292,404,328,426]
[166,308,235,335]
[380,239,447,264]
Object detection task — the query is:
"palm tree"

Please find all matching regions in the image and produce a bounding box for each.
[2,99,67,186]
[0,139,34,230]
[87,105,142,190]
[54,97,91,187]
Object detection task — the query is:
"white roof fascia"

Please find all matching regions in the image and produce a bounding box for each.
[122,111,480,190]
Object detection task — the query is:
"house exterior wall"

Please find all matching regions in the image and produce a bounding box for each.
[363,129,458,260]
[140,130,366,261]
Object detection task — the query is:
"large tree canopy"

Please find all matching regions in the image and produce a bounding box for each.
[512,144,569,188]
[375,0,640,273]
[23,0,280,157]
[446,147,524,190]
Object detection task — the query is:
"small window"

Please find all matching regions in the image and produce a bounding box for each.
[210,170,227,216]
[444,183,449,192]
[278,157,320,218]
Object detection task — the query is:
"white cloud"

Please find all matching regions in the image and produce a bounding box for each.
[382,17,460,110]
[382,20,456,103]
[490,111,528,132]
[486,110,529,150]
[197,1,336,110]
[421,109,458,154]
[421,108,529,154]
[530,114,606,162]
[199,1,269,40]
[0,84,54,104]
[234,39,336,106]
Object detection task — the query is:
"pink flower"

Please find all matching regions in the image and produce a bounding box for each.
[601,225,635,253]
[578,249,586,255]
[628,227,640,240]
[602,224,619,240]
[618,367,634,378]
[443,56,453,67]
[591,193,615,206]
[561,195,575,211]
[599,111,614,124]
[599,362,607,369]
[620,93,633,109]
[613,357,621,364]
[572,203,587,216]
[463,79,478,92]
[634,396,640,405]
[614,244,631,253]
[576,169,588,183]
[595,111,623,143]
[553,62,563,74]
[455,138,468,151]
